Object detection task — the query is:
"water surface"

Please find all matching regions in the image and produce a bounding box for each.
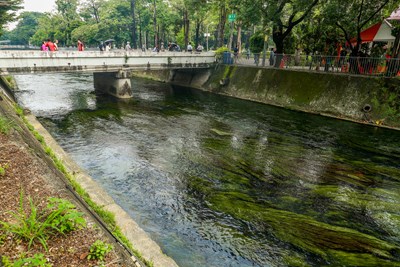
[14,73,400,266]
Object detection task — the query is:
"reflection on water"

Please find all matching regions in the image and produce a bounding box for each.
[14,73,400,266]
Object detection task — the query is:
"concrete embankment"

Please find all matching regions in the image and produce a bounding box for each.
[0,77,178,267]
[131,65,400,129]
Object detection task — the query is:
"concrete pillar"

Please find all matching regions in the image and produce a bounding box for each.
[93,70,132,98]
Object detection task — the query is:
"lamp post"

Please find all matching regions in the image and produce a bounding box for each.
[205,23,213,51]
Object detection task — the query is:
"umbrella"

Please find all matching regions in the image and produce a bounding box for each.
[104,39,115,44]
[350,20,395,44]
[387,6,400,21]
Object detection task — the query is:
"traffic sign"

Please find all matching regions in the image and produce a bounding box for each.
[228,13,236,22]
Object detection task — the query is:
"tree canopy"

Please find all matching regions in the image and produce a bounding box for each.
[0,0,397,56]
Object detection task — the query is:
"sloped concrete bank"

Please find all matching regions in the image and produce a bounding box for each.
[0,77,178,267]
[131,66,400,129]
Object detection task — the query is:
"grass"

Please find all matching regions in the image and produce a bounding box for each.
[0,191,86,251]
[0,116,13,134]
[2,253,52,267]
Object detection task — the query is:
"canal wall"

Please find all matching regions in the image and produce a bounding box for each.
[131,66,400,129]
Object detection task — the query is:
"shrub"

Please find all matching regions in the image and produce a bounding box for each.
[0,192,86,250]
[215,47,230,62]
[87,240,113,261]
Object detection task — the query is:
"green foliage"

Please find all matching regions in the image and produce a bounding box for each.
[4,254,52,267]
[87,240,113,261]
[322,0,396,55]
[0,0,22,37]
[1,12,44,45]
[0,163,8,176]
[14,104,23,116]
[249,33,264,53]
[0,191,86,251]
[214,46,229,61]
[0,116,13,134]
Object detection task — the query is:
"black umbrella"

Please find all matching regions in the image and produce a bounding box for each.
[104,39,115,44]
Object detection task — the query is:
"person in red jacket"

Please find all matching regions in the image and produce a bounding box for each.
[46,39,56,51]
[78,39,84,51]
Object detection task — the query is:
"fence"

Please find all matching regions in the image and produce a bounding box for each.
[225,52,400,77]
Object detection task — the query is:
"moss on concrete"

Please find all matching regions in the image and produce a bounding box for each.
[130,66,400,129]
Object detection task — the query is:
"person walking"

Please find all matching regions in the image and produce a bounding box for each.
[54,39,59,51]
[269,48,276,66]
[187,42,193,53]
[77,39,84,51]
[41,41,48,51]
[125,41,131,51]
[45,39,56,52]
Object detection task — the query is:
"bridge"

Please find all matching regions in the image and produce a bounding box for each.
[0,50,216,98]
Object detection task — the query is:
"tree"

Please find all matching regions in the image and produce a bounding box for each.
[323,0,396,57]
[0,0,22,37]
[130,0,137,48]
[56,0,80,45]
[2,12,44,45]
[247,0,319,55]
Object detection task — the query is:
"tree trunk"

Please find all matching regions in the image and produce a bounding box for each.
[217,3,227,48]
[153,0,158,48]
[228,21,233,50]
[273,26,284,67]
[195,19,200,48]
[130,0,137,49]
[138,11,142,49]
[236,23,242,53]
[184,9,189,50]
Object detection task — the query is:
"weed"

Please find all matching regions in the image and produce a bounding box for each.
[0,191,86,250]
[87,240,113,261]
[0,116,13,134]
[3,253,52,267]
[0,163,8,176]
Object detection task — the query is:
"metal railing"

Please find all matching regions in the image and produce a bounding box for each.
[225,53,400,77]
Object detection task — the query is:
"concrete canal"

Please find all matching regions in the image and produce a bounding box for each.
[14,73,400,266]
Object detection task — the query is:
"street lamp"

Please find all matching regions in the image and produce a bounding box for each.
[205,23,213,51]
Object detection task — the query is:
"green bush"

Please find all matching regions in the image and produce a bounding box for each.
[249,33,264,53]
[0,192,86,250]
[215,47,230,61]
[87,240,113,261]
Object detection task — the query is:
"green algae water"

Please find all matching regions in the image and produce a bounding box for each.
[14,73,400,267]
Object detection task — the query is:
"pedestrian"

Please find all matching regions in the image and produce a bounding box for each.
[41,41,48,51]
[45,39,56,52]
[246,49,250,59]
[196,44,203,52]
[77,39,84,51]
[54,39,59,51]
[125,41,131,51]
[269,48,276,66]
[99,42,104,51]
[152,45,159,52]
[233,45,239,62]
[187,42,193,53]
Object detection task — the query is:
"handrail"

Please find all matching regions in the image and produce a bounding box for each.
[224,52,400,77]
